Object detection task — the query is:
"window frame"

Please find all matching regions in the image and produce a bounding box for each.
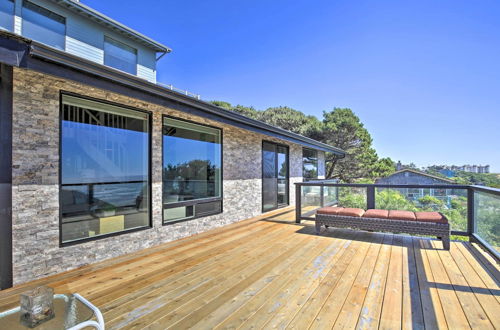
[302,147,319,180]
[161,115,224,225]
[58,91,153,247]
[103,36,138,75]
[21,0,66,50]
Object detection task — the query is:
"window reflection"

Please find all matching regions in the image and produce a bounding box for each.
[303,148,318,179]
[104,37,137,75]
[60,95,150,243]
[22,0,65,50]
[0,0,14,32]
[162,117,222,222]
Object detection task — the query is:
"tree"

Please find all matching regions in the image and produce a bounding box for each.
[322,108,378,182]
[259,106,323,140]
[369,157,396,179]
[211,101,260,119]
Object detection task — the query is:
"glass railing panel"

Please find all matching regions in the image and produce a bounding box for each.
[300,185,321,217]
[323,186,338,207]
[375,187,468,232]
[474,191,500,252]
[338,187,367,209]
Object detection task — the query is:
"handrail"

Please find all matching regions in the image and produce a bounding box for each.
[295,181,499,262]
[157,82,201,100]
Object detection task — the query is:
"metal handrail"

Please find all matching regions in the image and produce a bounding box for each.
[157,82,201,100]
[295,182,500,262]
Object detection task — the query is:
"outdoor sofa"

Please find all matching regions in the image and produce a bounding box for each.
[315,207,450,250]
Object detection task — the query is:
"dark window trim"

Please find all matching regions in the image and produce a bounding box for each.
[161,115,223,226]
[58,91,153,247]
[302,147,319,180]
[261,140,290,213]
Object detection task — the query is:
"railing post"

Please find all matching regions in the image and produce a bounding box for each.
[295,184,301,223]
[320,185,324,208]
[467,188,475,237]
[367,186,375,209]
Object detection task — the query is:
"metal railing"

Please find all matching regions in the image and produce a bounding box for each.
[295,181,500,261]
[157,82,201,100]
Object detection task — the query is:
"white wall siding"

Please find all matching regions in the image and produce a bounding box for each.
[137,64,156,83]
[13,15,21,34]
[65,36,104,64]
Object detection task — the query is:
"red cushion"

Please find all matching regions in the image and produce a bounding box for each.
[338,208,365,217]
[317,206,343,215]
[388,210,416,221]
[363,209,389,219]
[415,212,448,224]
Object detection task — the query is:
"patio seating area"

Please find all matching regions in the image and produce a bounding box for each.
[0,207,499,329]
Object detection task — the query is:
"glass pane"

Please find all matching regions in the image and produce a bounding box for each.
[164,205,194,222]
[338,187,367,209]
[262,142,277,212]
[474,191,500,251]
[162,118,222,222]
[375,187,468,232]
[277,145,288,205]
[60,96,150,243]
[0,0,14,32]
[303,148,318,179]
[104,37,137,74]
[301,185,321,215]
[22,0,65,50]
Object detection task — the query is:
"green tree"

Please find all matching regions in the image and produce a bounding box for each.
[375,189,418,211]
[259,106,323,140]
[322,108,378,182]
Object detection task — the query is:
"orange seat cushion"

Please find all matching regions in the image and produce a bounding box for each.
[317,207,343,215]
[415,212,448,224]
[363,209,389,219]
[338,207,365,217]
[388,210,416,221]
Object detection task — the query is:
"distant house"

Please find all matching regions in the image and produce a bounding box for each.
[376,169,456,204]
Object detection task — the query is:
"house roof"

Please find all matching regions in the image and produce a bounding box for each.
[0,31,345,155]
[49,0,171,53]
[383,169,455,183]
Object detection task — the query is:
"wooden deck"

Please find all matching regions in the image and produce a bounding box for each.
[1,207,499,329]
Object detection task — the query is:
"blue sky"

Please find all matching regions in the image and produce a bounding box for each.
[84,0,500,172]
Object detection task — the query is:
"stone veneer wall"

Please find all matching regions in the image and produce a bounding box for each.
[10,67,316,285]
[318,151,326,179]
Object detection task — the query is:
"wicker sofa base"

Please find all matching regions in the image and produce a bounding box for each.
[315,214,450,250]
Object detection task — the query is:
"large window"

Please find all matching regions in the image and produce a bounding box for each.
[303,148,318,179]
[60,94,151,244]
[0,0,14,32]
[104,37,137,75]
[22,0,65,50]
[163,117,222,223]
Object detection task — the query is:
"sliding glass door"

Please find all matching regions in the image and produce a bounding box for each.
[262,141,289,212]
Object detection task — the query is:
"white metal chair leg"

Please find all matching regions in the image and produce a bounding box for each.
[68,294,105,330]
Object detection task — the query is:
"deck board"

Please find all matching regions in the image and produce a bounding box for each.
[1,208,499,329]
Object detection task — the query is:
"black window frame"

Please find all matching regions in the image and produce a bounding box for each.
[302,147,319,180]
[161,115,223,225]
[261,140,290,213]
[58,91,153,247]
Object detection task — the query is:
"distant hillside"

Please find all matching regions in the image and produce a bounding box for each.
[453,172,500,188]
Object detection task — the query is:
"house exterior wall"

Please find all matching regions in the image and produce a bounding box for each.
[11,0,158,82]
[10,67,314,285]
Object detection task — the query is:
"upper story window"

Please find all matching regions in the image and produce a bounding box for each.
[0,0,14,32]
[303,148,318,179]
[22,0,65,50]
[104,36,137,75]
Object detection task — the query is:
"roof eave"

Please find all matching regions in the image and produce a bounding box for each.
[50,0,171,53]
